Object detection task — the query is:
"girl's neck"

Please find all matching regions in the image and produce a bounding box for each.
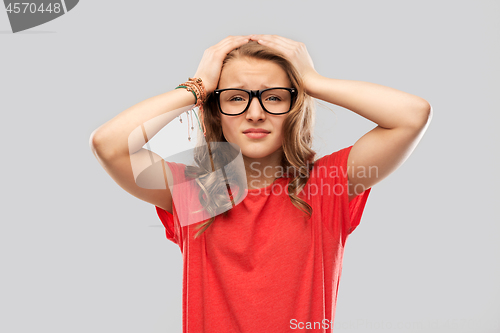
[242,153,282,189]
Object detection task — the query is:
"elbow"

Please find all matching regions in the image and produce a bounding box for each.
[89,128,102,152]
[418,101,433,124]
[408,101,433,129]
[89,128,111,159]
[422,102,433,125]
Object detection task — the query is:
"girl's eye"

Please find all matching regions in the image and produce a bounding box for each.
[266,96,282,102]
[229,96,246,102]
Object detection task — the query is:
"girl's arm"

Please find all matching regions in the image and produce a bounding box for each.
[90,88,196,213]
[306,75,432,201]
[90,35,252,213]
[250,35,432,201]
[90,89,195,158]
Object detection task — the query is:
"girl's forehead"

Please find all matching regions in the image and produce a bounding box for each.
[219,58,291,88]
[224,57,282,71]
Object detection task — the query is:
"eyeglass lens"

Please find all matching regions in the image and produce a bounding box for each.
[219,89,292,115]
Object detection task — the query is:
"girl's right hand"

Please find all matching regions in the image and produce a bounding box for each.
[193,35,252,95]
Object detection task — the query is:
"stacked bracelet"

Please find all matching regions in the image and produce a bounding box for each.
[175,77,208,140]
[175,85,197,104]
[188,77,206,106]
[176,77,206,109]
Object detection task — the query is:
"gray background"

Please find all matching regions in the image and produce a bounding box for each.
[1,0,499,332]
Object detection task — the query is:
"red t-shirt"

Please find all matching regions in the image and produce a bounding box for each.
[155,145,371,332]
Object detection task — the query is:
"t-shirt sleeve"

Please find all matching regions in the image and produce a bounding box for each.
[156,205,177,244]
[317,145,371,247]
[154,161,185,245]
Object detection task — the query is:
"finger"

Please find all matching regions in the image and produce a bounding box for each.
[251,35,296,54]
[251,34,297,48]
[205,38,249,61]
[211,35,249,52]
[214,35,251,53]
[253,37,295,56]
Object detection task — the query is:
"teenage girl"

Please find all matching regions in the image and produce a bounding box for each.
[90,34,432,332]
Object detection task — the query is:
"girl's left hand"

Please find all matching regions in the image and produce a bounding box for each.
[249,34,319,92]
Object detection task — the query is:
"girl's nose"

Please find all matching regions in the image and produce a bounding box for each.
[245,97,266,121]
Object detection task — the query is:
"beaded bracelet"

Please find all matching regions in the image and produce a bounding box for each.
[175,77,208,140]
[188,77,206,105]
[176,77,206,108]
[175,85,197,104]
[183,81,202,106]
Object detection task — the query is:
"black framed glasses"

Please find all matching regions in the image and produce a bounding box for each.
[214,87,297,116]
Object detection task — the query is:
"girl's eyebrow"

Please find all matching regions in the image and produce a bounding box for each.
[225,84,276,89]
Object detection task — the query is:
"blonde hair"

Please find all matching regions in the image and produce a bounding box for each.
[185,41,317,238]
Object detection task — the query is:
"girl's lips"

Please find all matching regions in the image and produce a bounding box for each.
[244,132,269,139]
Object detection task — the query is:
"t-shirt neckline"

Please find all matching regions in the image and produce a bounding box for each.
[245,177,287,193]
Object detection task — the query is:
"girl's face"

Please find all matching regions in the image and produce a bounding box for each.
[217,57,292,161]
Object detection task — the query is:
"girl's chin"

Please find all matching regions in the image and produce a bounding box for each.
[241,149,280,160]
